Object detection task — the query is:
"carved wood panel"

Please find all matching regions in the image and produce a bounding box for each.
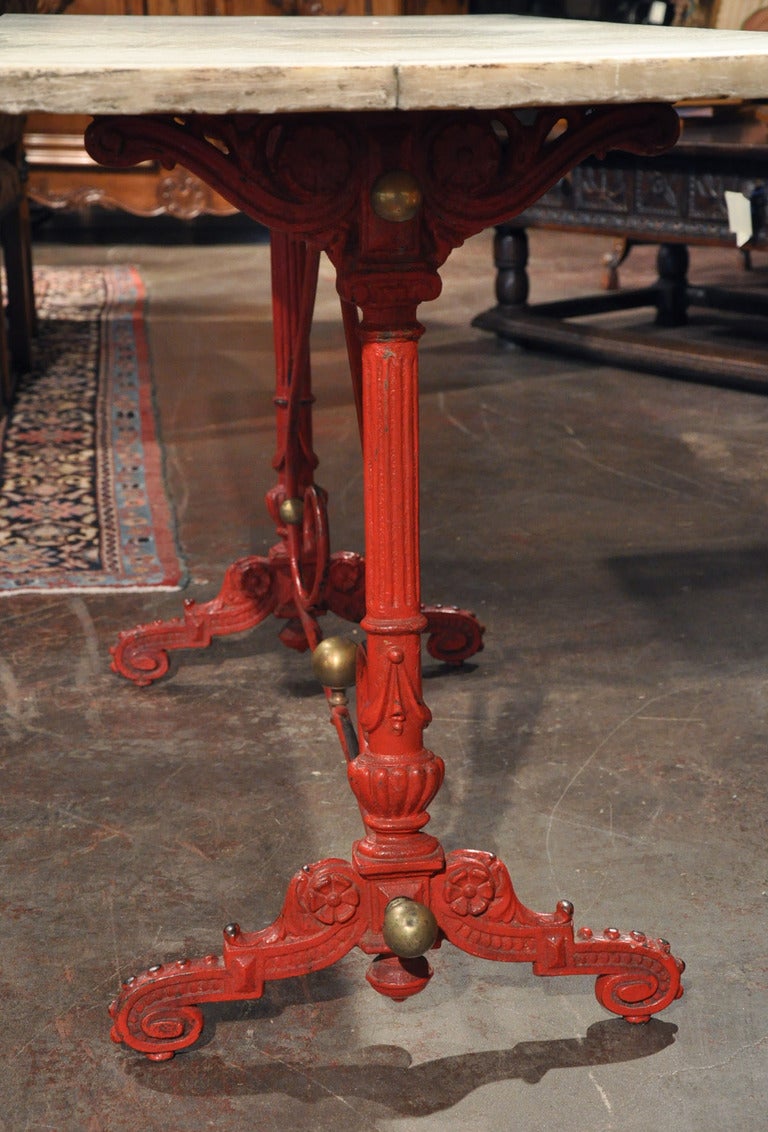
[508,119,768,249]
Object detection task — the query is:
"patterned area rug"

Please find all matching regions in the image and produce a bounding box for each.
[0,265,185,595]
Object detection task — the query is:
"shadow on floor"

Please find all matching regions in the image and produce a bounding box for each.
[607,544,768,660]
[123,1015,677,1114]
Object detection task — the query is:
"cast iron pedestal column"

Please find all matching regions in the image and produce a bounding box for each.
[88,103,685,1060]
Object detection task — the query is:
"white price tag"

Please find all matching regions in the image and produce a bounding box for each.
[725,190,753,247]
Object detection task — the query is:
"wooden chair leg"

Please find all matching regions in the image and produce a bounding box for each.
[1,190,36,373]
[0,276,13,412]
[493,224,529,310]
[655,242,689,328]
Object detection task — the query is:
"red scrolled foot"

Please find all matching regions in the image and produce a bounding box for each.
[109,955,223,1061]
[110,556,279,686]
[430,850,683,1023]
[422,604,485,666]
[574,926,685,1023]
[109,858,366,1060]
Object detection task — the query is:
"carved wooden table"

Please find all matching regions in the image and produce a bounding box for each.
[474,108,768,388]
[4,13,768,1060]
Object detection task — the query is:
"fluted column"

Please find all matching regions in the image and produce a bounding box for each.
[348,300,444,874]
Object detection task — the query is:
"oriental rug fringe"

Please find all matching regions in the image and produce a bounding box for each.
[0,265,185,595]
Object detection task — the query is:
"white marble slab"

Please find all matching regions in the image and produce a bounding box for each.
[1,14,768,116]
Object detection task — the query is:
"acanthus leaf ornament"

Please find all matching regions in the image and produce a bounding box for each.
[357,643,432,739]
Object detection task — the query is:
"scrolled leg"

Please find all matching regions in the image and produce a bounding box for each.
[109,957,224,1061]
[430,849,683,1023]
[575,927,685,1023]
[109,556,278,686]
[110,858,367,1060]
[422,604,485,665]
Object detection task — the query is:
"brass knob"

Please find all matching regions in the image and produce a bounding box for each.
[382,897,438,959]
[311,636,358,690]
[371,171,422,222]
[278,497,304,526]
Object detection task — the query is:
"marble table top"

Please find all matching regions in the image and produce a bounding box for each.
[1,14,768,116]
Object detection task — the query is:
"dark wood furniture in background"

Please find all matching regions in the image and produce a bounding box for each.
[0,125,35,410]
[0,0,46,411]
[474,107,768,388]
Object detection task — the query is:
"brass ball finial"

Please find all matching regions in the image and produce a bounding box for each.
[371,171,422,222]
[382,897,439,959]
[278,497,304,526]
[311,636,358,690]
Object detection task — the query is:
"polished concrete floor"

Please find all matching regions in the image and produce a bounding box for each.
[3,226,767,1130]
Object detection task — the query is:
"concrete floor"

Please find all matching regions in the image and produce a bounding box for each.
[2,226,767,1130]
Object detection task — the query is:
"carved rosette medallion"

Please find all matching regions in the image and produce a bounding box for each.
[437,850,520,925]
[325,552,366,623]
[274,123,354,198]
[429,119,504,194]
[444,858,499,917]
[297,865,361,926]
[156,168,208,219]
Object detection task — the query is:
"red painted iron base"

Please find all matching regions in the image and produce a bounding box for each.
[110,234,483,684]
[108,847,683,1061]
[109,545,484,685]
[88,101,686,1060]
